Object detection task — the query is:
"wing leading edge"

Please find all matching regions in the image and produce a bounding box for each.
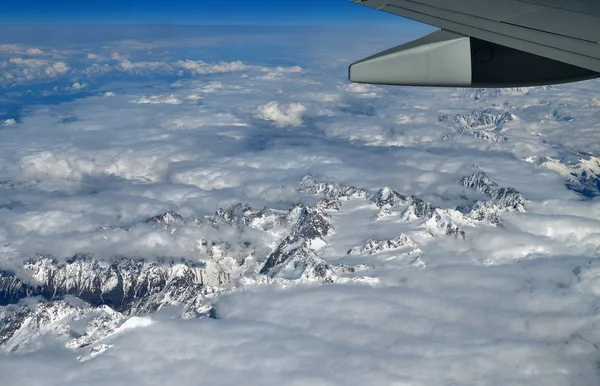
[349,0,600,87]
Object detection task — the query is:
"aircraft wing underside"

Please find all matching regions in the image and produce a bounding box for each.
[349,0,600,87]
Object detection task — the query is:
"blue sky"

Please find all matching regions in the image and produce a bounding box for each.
[0,0,406,25]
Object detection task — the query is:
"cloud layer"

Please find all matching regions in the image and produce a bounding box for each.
[0,25,599,385]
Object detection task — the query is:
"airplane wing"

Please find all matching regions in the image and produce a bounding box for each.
[349,0,600,87]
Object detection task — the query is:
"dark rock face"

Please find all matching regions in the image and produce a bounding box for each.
[433,211,467,239]
[439,109,515,131]
[260,205,333,280]
[0,299,125,354]
[298,175,368,201]
[0,304,33,348]
[529,155,600,198]
[398,198,466,239]
[291,206,331,241]
[459,171,526,212]
[214,203,254,226]
[439,109,515,142]
[463,87,538,101]
[0,256,211,316]
[347,234,418,256]
[213,203,291,233]
[371,187,409,208]
[260,240,314,277]
[574,171,600,198]
[403,198,435,219]
[146,211,185,225]
[257,176,372,280]
[0,271,30,306]
[459,170,527,226]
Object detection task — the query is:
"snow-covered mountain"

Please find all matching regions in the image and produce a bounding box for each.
[456,86,553,101]
[1,298,124,358]
[459,170,527,226]
[346,234,419,256]
[0,171,569,358]
[526,155,600,198]
[439,108,516,142]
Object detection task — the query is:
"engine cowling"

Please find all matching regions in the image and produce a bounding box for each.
[349,30,599,87]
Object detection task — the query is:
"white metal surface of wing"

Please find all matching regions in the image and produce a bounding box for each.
[349,0,600,87]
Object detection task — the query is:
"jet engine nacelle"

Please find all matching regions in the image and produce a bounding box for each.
[349,30,599,88]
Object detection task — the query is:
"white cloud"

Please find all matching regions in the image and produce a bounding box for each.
[44,61,69,76]
[0,44,22,53]
[26,48,44,55]
[66,82,87,91]
[117,59,172,74]
[339,82,382,96]
[0,25,600,385]
[200,81,223,92]
[2,57,71,85]
[82,63,112,77]
[256,101,307,127]
[257,65,304,80]
[9,57,46,67]
[86,53,102,60]
[176,59,248,74]
[273,65,303,73]
[131,94,182,105]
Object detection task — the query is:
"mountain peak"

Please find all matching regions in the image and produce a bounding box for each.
[372,186,409,208]
[460,171,498,197]
[298,175,369,200]
[145,211,185,225]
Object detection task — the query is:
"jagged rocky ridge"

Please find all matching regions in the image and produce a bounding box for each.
[347,234,420,256]
[526,155,600,198]
[259,204,336,282]
[1,255,226,315]
[439,109,516,142]
[459,170,527,226]
[457,86,553,101]
[1,298,124,357]
[0,172,527,355]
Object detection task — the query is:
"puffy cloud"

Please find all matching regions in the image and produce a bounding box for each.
[338,82,383,98]
[176,59,248,74]
[86,53,102,60]
[66,82,87,91]
[9,57,46,67]
[110,52,123,60]
[17,148,178,184]
[131,94,182,105]
[112,58,281,77]
[117,59,172,74]
[273,65,303,73]
[256,65,304,80]
[26,48,44,55]
[3,57,70,84]
[256,101,307,127]
[0,44,22,53]
[82,63,112,76]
